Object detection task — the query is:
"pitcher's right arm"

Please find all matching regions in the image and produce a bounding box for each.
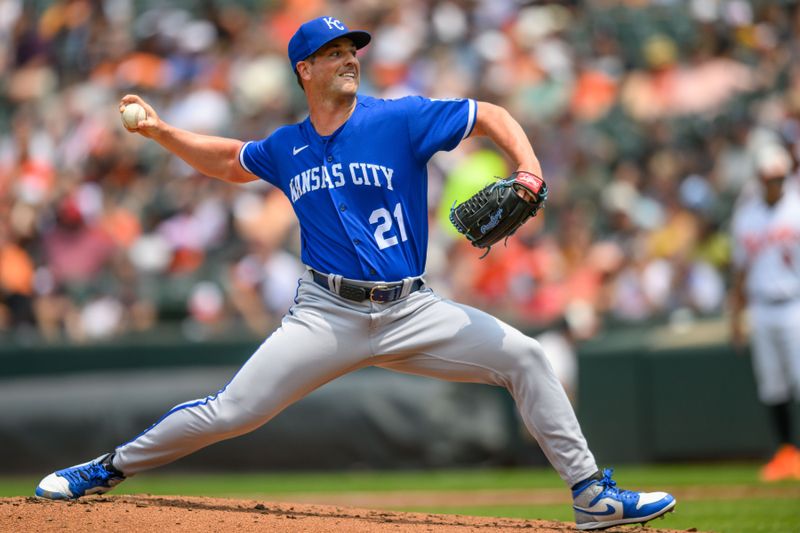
[120,94,257,184]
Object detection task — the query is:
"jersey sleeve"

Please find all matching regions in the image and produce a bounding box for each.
[402,96,477,162]
[239,137,278,186]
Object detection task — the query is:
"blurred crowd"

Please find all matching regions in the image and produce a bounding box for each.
[1,0,800,345]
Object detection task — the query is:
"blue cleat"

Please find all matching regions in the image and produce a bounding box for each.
[572,468,676,530]
[35,453,126,500]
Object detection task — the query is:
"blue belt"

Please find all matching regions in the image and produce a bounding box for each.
[310,270,424,303]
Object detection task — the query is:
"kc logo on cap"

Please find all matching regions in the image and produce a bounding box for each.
[288,16,371,71]
[323,17,345,31]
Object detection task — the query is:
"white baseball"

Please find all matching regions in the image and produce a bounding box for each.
[121,103,146,129]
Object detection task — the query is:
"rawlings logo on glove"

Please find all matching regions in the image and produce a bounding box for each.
[449,171,547,256]
[480,208,504,234]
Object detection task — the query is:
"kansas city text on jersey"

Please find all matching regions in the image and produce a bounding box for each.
[289,162,395,203]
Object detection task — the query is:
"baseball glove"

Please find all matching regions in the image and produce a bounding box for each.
[449,171,547,256]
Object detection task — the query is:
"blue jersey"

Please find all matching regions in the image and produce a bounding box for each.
[239,94,477,281]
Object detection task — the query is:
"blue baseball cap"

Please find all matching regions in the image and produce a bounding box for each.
[288,16,371,71]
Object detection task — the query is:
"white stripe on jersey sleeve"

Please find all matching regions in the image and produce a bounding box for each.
[462,99,477,140]
[238,141,255,174]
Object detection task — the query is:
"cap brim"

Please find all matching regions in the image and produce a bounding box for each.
[310,30,371,58]
[343,30,371,50]
[293,30,372,72]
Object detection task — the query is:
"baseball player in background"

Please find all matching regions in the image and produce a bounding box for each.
[731,142,800,481]
[35,16,676,530]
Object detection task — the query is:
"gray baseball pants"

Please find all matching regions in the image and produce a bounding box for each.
[113,271,597,486]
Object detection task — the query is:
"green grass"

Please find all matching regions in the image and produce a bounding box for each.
[3,463,799,533]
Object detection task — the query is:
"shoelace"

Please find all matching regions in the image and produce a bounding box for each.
[597,468,637,501]
[60,462,111,487]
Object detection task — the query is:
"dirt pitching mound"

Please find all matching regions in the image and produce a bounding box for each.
[1,495,686,532]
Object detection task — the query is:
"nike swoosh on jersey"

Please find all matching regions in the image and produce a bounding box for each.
[293,145,309,156]
[573,502,620,516]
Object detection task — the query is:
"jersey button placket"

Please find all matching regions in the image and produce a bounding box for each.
[325,142,362,269]
[324,137,369,279]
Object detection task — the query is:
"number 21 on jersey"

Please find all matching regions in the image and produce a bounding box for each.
[369,202,408,250]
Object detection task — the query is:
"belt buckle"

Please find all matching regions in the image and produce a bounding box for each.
[369,284,392,303]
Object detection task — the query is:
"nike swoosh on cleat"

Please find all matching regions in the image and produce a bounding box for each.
[573,503,617,516]
[293,145,309,156]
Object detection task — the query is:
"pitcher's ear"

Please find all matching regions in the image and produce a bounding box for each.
[296,61,312,81]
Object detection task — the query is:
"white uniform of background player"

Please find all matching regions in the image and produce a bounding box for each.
[731,143,800,481]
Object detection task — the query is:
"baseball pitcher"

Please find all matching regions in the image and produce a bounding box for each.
[35,16,676,530]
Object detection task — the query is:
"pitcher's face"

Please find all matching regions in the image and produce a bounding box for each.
[300,37,359,97]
